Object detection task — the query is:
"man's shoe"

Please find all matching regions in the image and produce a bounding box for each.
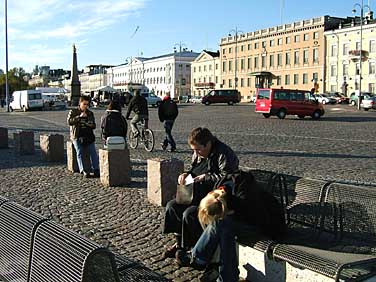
[170,147,176,152]
[93,169,100,178]
[160,143,167,151]
[199,264,219,282]
[82,171,91,178]
[162,243,180,259]
[175,250,206,270]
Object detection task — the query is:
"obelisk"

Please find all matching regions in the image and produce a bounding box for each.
[69,44,81,106]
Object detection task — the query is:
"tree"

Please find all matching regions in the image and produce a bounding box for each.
[0,68,31,98]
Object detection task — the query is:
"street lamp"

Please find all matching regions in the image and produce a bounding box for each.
[174,42,187,100]
[352,0,371,110]
[228,27,244,90]
[5,0,9,112]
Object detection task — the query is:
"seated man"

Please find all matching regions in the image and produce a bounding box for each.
[163,127,239,258]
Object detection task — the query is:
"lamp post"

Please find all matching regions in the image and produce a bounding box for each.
[174,42,187,100]
[352,0,371,110]
[228,27,244,90]
[126,56,133,92]
[5,0,9,112]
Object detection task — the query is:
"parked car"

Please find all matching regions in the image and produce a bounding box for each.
[140,92,162,107]
[191,96,203,104]
[360,96,376,111]
[201,89,241,105]
[178,95,191,103]
[327,92,349,104]
[349,92,374,106]
[314,94,336,105]
[255,88,324,119]
[9,90,44,112]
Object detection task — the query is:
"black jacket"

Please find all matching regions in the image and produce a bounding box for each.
[126,95,148,119]
[158,98,178,122]
[100,110,128,140]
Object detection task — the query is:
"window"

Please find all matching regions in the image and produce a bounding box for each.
[274,90,289,100]
[277,38,283,45]
[294,50,299,65]
[343,64,349,76]
[294,35,300,43]
[356,63,360,75]
[241,59,245,70]
[303,49,309,63]
[313,31,319,39]
[209,65,212,71]
[330,85,336,92]
[313,72,318,81]
[262,41,266,48]
[304,33,309,41]
[222,61,226,72]
[248,44,251,50]
[285,52,291,65]
[247,78,251,87]
[254,42,259,49]
[270,39,275,47]
[193,67,196,73]
[343,43,349,56]
[229,60,233,71]
[223,48,226,55]
[331,45,337,57]
[229,79,232,87]
[254,56,259,69]
[229,47,232,53]
[216,63,218,70]
[240,78,244,87]
[294,74,299,84]
[370,40,376,53]
[330,65,337,77]
[303,73,308,84]
[262,56,266,68]
[369,83,375,93]
[241,45,244,52]
[276,76,281,85]
[286,37,291,44]
[269,54,274,67]
[369,62,376,74]
[193,78,196,84]
[222,79,225,86]
[313,48,319,63]
[356,42,360,50]
[257,90,270,99]
[277,53,282,66]
[199,66,201,72]
[247,57,251,70]
[203,65,206,71]
[285,74,290,85]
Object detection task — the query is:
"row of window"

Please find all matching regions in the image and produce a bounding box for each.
[113,64,190,78]
[115,76,190,85]
[193,64,219,73]
[330,62,376,76]
[223,31,320,54]
[330,40,376,56]
[193,76,219,84]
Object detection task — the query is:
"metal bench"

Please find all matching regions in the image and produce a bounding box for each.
[29,220,120,282]
[273,182,376,282]
[0,201,46,282]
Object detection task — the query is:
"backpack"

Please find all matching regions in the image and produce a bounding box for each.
[102,112,127,140]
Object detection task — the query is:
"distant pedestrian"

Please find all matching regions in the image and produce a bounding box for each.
[67,96,99,178]
[158,92,178,152]
[100,101,128,143]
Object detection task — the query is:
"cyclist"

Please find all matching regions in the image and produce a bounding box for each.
[126,90,149,138]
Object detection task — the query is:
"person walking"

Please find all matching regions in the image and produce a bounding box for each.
[100,101,128,143]
[158,92,178,152]
[125,90,149,138]
[67,96,99,178]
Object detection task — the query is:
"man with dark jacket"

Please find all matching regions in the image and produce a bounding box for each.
[67,96,99,178]
[163,127,239,258]
[126,90,149,137]
[158,92,178,152]
[100,101,128,142]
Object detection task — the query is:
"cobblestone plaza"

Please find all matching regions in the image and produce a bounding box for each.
[0,103,375,281]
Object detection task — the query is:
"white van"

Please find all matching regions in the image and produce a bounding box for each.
[10,90,44,112]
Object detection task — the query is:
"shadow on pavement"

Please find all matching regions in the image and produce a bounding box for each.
[238,150,375,159]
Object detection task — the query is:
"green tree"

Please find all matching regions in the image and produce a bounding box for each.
[0,68,31,98]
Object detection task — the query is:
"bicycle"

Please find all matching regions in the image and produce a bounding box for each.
[127,119,155,152]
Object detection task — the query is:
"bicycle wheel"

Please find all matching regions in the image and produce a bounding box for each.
[128,130,138,149]
[143,129,155,152]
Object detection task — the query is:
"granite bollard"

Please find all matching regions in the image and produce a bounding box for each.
[147,158,184,207]
[0,128,8,149]
[99,148,131,187]
[14,131,34,155]
[66,141,91,173]
[40,134,64,162]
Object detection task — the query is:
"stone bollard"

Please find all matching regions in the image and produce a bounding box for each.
[66,141,91,173]
[0,127,8,149]
[40,134,64,162]
[14,131,35,155]
[147,158,184,207]
[99,148,131,187]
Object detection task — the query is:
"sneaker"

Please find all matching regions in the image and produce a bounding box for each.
[170,147,176,152]
[93,169,100,178]
[82,171,91,178]
[199,264,220,282]
[162,243,180,259]
[175,250,206,271]
[160,143,167,151]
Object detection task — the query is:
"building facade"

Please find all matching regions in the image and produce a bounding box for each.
[191,50,220,96]
[79,65,113,95]
[325,16,376,95]
[107,51,199,99]
[220,16,351,101]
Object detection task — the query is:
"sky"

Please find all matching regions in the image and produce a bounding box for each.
[0,0,367,73]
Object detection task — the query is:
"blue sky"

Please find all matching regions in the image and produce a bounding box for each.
[0,0,366,72]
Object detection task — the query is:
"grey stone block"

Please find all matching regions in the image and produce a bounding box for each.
[147,158,184,207]
[0,127,8,149]
[66,141,91,173]
[14,131,34,155]
[99,148,131,187]
[40,134,64,162]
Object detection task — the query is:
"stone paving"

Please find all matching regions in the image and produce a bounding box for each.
[0,103,375,281]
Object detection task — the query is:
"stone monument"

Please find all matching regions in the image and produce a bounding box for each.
[69,44,81,106]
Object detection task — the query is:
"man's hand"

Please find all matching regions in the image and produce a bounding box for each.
[80,112,87,118]
[194,174,205,183]
[178,173,188,185]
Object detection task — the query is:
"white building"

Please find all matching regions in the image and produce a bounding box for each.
[107,51,200,99]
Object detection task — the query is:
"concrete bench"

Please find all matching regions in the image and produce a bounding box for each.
[40,134,65,162]
[14,131,35,155]
[66,141,91,173]
[99,148,131,187]
[0,127,8,149]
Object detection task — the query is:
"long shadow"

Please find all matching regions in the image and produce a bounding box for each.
[238,150,375,159]
[312,116,376,123]
[6,126,69,133]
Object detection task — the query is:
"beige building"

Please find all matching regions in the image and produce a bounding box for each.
[191,50,220,96]
[79,65,113,95]
[220,16,350,101]
[325,17,376,95]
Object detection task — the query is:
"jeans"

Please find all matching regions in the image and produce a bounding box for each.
[162,120,176,149]
[191,215,258,282]
[131,114,148,135]
[72,139,99,173]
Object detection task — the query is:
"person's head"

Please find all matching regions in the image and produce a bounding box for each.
[188,127,215,158]
[107,101,121,111]
[198,188,228,228]
[163,91,171,101]
[79,96,90,111]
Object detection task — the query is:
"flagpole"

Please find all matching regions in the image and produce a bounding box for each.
[5,0,9,112]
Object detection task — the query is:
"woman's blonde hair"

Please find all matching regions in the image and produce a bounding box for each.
[198,189,228,228]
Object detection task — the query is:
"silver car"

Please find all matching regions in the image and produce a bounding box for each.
[360,96,376,111]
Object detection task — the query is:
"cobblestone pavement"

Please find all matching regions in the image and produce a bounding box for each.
[0,103,375,281]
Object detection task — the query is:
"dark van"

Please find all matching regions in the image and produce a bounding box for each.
[255,88,324,119]
[202,89,241,105]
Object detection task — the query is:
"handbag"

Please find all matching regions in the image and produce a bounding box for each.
[105,136,126,150]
